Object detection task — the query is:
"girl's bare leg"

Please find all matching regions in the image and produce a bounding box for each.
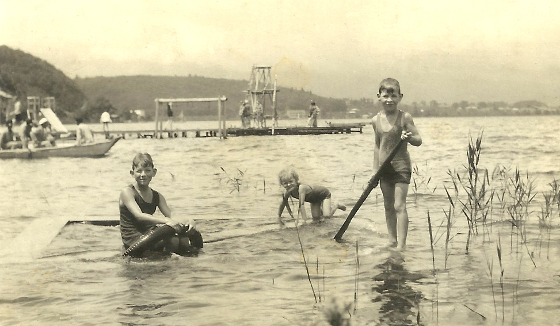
[323,197,347,218]
[310,202,322,220]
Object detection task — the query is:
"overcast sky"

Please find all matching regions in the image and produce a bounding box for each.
[2,0,560,105]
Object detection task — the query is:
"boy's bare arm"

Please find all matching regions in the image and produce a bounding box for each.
[403,113,422,146]
[372,121,380,174]
[158,194,187,231]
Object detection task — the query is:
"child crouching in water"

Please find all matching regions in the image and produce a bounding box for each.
[119,153,203,257]
[277,168,346,224]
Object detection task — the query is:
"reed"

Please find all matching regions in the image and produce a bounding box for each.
[538,179,560,259]
[411,162,437,198]
[442,189,453,269]
[316,256,322,302]
[503,169,537,267]
[287,198,317,303]
[496,238,505,322]
[217,166,245,193]
[353,240,359,313]
[459,132,493,252]
[485,252,497,321]
[427,210,436,273]
[444,131,494,253]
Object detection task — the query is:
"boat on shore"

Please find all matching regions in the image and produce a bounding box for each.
[0,137,121,159]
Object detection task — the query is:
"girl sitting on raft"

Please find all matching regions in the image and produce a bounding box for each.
[277,167,346,225]
[119,153,203,257]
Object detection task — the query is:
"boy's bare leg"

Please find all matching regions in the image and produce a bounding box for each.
[380,180,398,247]
[394,183,409,250]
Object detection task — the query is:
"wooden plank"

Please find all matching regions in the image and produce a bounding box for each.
[0,215,70,263]
[156,97,227,103]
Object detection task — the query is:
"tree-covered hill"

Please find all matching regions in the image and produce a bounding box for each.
[0,45,87,121]
[75,75,349,121]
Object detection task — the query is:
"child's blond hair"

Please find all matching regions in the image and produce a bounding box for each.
[132,153,154,170]
[278,168,299,183]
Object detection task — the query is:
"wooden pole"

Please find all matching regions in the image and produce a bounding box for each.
[272,77,278,128]
[220,96,227,139]
[218,99,223,139]
[154,99,159,138]
[334,139,405,241]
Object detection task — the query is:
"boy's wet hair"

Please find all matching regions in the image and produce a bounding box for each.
[378,78,401,94]
[278,168,299,183]
[132,153,154,169]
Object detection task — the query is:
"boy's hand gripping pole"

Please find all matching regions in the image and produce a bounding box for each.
[334,139,405,241]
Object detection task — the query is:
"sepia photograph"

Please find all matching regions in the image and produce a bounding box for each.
[1,1,559,325]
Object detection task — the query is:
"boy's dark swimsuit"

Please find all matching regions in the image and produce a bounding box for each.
[120,184,203,258]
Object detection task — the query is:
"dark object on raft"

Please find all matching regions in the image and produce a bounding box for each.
[123,224,203,257]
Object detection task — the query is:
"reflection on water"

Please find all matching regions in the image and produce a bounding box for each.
[371,252,425,326]
[1,116,560,325]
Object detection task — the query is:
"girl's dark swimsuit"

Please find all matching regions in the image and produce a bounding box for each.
[289,185,331,203]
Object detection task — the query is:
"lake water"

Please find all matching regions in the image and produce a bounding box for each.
[0,115,559,325]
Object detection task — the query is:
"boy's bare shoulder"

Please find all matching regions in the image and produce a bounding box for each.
[371,113,380,128]
[120,185,134,196]
[402,111,415,123]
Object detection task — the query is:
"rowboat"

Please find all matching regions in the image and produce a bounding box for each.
[0,137,121,159]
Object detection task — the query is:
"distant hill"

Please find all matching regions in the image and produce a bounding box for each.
[0,45,87,121]
[75,75,349,121]
[0,45,349,123]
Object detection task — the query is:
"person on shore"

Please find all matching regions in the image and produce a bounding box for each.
[100,111,112,139]
[0,120,18,150]
[308,100,319,127]
[238,100,246,127]
[30,118,56,148]
[164,102,174,131]
[254,100,264,128]
[75,118,94,145]
[372,78,422,250]
[277,167,346,225]
[13,96,22,117]
[119,153,202,257]
[240,100,252,128]
[13,114,32,149]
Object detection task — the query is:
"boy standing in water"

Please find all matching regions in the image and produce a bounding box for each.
[120,153,202,257]
[277,168,346,224]
[372,78,422,250]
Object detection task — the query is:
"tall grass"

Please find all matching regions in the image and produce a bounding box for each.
[537,179,560,259]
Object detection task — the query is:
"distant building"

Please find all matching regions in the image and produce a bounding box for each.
[0,87,13,123]
[346,108,359,118]
[285,109,306,119]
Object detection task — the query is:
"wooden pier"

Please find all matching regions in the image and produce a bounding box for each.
[91,123,365,139]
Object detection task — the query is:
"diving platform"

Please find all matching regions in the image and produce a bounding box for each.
[91,123,365,139]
